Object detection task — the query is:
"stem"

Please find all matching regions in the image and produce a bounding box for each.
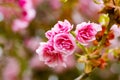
[71,31,76,37]
[75,53,82,57]
[74,73,89,80]
[97,17,113,49]
[76,41,89,54]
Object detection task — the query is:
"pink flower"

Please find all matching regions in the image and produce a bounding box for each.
[36,42,66,67]
[75,22,102,45]
[45,20,73,41]
[45,30,55,40]
[36,20,76,67]
[52,20,73,33]
[53,33,76,55]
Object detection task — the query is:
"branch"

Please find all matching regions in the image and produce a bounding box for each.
[74,73,89,80]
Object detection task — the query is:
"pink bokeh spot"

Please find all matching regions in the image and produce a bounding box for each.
[49,0,61,10]
[21,9,36,21]
[12,19,29,32]
[2,57,20,80]
[19,0,26,7]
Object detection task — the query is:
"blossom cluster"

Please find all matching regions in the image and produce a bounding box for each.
[36,20,102,68]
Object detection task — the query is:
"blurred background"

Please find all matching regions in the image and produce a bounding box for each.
[0,0,120,80]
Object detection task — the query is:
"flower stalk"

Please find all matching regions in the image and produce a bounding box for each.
[76,41,89,54]
[74,73,89,80]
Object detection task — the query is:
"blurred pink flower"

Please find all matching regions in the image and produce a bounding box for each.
[36,42,66,68]
[21,9,36,21]
[0,0,16,3]
[24,37,42,51]
[0,0,19,19]
[0,4,19,20]
[29,55,47,70]
[12,19,29,32]
[53,33,76,55]
[110,25,120,48]
[49,0,61,10]
[19,0,33,9]
[2,57,20,80]
[77,0,103,21]
[12,0,36,32]
[32,0,43,7]
[0,0,36,31]
[75,22,102,45]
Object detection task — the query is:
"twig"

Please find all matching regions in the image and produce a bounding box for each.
[74,73,88,80]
